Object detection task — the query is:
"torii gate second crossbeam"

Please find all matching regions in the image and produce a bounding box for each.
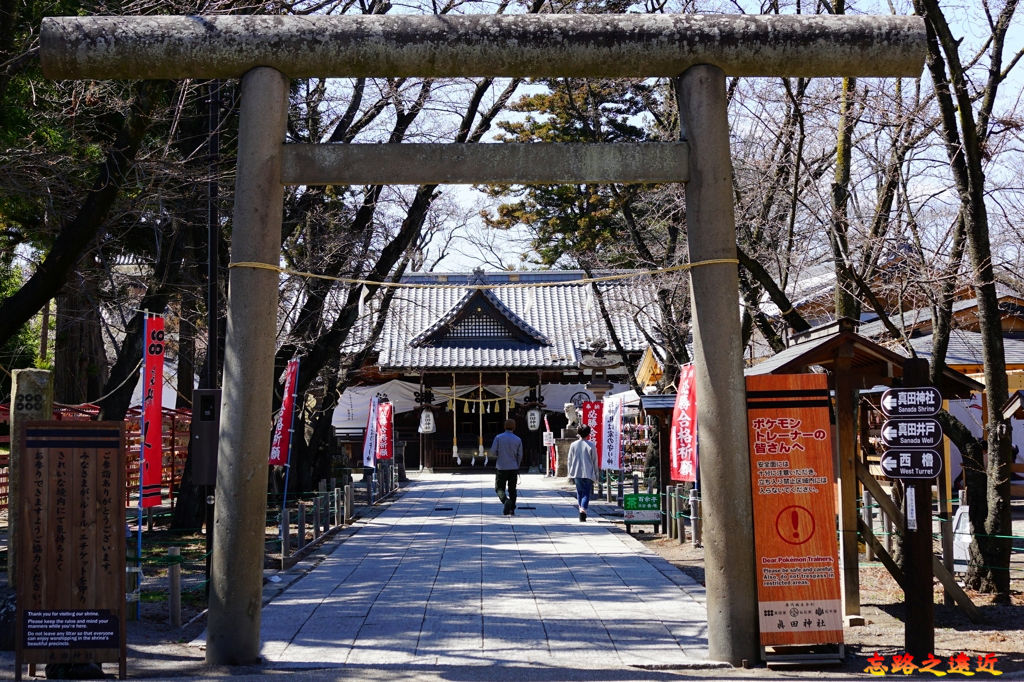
[40,12,925,669]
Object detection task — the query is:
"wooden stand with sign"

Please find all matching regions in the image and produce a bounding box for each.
[15,421,127,681]
[884,360,937,659]
[746,374,844,666]
[623,493,661,534]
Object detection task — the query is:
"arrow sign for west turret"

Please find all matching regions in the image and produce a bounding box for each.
[880,418,943,449]
[879,450,943,479]
[880,386,942,417]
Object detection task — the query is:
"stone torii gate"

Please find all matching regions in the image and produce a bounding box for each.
[41,13,925,667]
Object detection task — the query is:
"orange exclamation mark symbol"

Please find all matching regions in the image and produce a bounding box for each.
[791,509,800,540]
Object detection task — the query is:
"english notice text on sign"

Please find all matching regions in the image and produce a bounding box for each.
[23,610,119,649]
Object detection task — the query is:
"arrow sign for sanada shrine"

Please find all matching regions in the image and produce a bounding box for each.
[879,386,944,481]
[880,418,943,449]
[880,450,943,479]
[880,387,942,417]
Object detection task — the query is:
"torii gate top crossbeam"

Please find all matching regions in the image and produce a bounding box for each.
[41,14,924,81]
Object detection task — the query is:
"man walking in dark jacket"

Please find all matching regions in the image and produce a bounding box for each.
[490,419,523,515]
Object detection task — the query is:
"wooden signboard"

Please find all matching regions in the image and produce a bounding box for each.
[15,421,126,680]
[746,375,843,648]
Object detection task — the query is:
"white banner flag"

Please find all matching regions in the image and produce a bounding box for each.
[362,396,380,468]
[601,392,627,470]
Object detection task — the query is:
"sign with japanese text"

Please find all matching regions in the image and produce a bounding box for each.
[141,315,164,508]
[623,493,661,522]
[879,387,944,481]
[746,374,842,647]
[581,401,605,468]
[880,387,942,417]
[880,418,942,449]
[670,363,698,482]
[880,450,943,479]
[374,401,394,461]
[16,421,126,675]
[601,393,627,471]
[544,416,556,472]
[526,408,541,431]
[269,359,299,466]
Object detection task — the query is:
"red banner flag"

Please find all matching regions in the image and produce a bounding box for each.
[670,363,698,482]
[269,358,300,466]
[141,315,164,508]
[375,402,394,460]
[581,401,604,466]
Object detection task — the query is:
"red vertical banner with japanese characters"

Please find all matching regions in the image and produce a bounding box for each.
[269,358,299,466]
[670,363,698,482]
[375,401,394,461]
[746,373,842,647]
[581,401,605,468]
[141,315,164,508]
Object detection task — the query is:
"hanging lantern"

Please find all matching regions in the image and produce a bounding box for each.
[418,407,436,434]
[527,407,543,431]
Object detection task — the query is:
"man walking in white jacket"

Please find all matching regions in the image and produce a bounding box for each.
[567,425,598,522]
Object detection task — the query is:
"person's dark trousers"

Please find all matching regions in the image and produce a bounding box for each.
[495,469,518,513]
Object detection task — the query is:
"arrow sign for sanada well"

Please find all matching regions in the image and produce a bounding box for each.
[880,386,942,417]
[880,450,943,479]
[880,418,943,448]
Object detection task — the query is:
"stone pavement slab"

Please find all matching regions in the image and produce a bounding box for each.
[255,471,715,672]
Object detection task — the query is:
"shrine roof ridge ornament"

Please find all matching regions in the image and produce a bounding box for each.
[41,13,925,81]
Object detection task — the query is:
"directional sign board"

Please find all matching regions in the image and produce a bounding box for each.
[880,387,942,417]
[880,418,943,449]
[879,450,943,479]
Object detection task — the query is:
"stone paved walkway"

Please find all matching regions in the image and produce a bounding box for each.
[257,472,714,671]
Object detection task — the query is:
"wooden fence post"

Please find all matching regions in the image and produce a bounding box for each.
[168,546,181,627]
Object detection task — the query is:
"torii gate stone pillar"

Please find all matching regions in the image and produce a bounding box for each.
[40,13,925,668]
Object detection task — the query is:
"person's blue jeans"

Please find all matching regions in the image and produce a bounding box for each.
[575,477,593,511]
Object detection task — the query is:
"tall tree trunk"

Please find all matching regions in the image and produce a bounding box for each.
[915,0,1018,597]
[830,73,859,320]
[53,272,107,405]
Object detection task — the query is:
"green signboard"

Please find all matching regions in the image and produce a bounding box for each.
[623,493,661,522]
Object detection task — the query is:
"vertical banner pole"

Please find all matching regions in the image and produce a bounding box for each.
[137,325,144,621]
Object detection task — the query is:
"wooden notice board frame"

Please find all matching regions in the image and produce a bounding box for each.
[746,375,843,655]
[15,421,127,680]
